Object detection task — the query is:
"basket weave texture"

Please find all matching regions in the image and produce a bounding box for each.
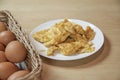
[0,10,42,80]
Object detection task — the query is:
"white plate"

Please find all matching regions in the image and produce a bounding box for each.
[29,19,104,60]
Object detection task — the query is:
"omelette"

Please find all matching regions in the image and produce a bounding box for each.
[33,19,95,56]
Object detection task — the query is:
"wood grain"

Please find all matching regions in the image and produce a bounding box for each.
[0,0,120,80]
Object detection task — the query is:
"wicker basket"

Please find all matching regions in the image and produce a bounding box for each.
[0,10,42,80]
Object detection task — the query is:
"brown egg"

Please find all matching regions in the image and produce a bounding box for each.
[8,70,30,80]
[5,41,27,63]
[0,62,19,80]
[0,51,7,63]
[0,22,7,32]
[0,31,16,46]
[0,42,5,51]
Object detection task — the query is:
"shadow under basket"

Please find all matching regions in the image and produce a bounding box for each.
[0,10,42,80]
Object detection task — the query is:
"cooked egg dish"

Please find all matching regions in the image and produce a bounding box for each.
[33,19,95,56]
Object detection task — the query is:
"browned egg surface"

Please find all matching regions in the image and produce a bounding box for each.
[0,31,16,46]
[8,70,30,80]
[5,41,27,63]
[0,62,19,80]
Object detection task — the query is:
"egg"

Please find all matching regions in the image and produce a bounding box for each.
[0,22,7,32]
[0,31,16,46]
[8,70,30,80]
[5,41,27,63]
[0,42,5,51]
[0,51,7,63]
[0,62,19,80]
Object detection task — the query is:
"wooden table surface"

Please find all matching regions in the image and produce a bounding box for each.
[0,0,120,80]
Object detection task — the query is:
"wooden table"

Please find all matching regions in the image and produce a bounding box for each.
[1,0,120,80]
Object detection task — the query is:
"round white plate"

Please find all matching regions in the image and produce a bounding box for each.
[29,19,104,60]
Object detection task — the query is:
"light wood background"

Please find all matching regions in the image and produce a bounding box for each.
[0,0,120,80]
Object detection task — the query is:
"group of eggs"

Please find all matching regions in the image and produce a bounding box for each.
[0,22,30,80]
